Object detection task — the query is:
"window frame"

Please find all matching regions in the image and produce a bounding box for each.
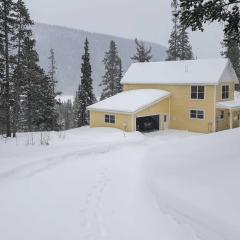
[104,114,115,124]
[222,85,229,99]
[190,85,205,100]
[190,109,205,120]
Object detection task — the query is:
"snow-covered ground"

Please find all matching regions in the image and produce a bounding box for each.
[0,127,239,240]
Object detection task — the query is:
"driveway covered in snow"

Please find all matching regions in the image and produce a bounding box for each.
[0,127,239,240]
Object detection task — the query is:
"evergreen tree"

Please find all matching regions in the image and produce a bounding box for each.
[166,1,193,61]
[131,38,152,62]
[76,39,95,127]
[48,48,59,130]
[179,0,240,44]
[48,48,57,93]
[100,40,122,100]
[0,0,18,137]
[12,0,33,137]
[221,32,240,85]
[73,84,80,128]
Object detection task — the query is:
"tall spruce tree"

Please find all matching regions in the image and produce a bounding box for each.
[131,38,152,62]
[0,0,18,137]
[48,48,59,130]
[166,0,193,61]
[48,48,57,93]
[76,39,95,127]
[100,40,122,100]
[12,0,33,137]
[222,32,240,85]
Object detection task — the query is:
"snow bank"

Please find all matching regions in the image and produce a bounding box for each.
[146,128,240,240]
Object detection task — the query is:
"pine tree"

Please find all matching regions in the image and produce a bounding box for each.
[76,39,95,127]
[73,84,80,127]
[221,32,240,85]
[100,40,122,100]
[131,38,152,62]
[48,48,57,93]
[48,48,59,130]
[179,0,240,44]
[12,0,33,137]
[166,0,193,61]
[0,0,18,137]
[19,36,41,132]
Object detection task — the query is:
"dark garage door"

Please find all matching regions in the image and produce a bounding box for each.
[136,115,160,132]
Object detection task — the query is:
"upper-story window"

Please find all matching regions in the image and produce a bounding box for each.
[222,85,229,99]
[191,86,205,99]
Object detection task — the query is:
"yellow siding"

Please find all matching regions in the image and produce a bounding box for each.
[216,109,240,131]
[89,98,170,132]
[216,109,230,131]
[89,111,134,132]
[233,110,240,128]
[124,84,215,133]
[135,98,170,130]
[216,82,235,102]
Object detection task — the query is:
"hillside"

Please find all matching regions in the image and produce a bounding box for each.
[33,23,167,96]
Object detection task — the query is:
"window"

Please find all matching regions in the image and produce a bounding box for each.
[220,111,224,119]
[105,114,115,124]
[190,110,205,120]
[222,85,229,99]
[191,86,205,99]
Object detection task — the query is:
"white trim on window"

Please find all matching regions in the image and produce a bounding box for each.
[104,114,116,124]
[189,109,205,120]
[190,85,205,100]
[222,84,230,100]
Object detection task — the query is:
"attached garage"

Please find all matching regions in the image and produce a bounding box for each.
[87,89,171,132]
[136,115,160,132]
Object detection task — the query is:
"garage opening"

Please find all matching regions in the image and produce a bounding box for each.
[136,115,160,132]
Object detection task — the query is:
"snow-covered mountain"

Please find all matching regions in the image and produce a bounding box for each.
[33,23,167,96]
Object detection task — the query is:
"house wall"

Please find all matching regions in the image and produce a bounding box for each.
[216,82,235,102]
[233,110,240,128]
[134,98,170,130]
[89,98,170,132]
[216,109,230,131]
[216,109,240,131]
[89,111,134,132]
[124,84,216,133]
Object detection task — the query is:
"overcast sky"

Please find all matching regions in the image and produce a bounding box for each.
[25,0,224,58]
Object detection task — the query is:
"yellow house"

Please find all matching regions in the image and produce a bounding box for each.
[88,58,240,133]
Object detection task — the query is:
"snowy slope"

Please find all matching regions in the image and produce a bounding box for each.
[0,127,239,240]
[33,23,167,96]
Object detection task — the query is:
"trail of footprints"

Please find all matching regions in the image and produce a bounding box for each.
[79,165,111,240]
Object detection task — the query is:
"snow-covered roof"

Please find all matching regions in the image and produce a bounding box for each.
[121,58,239,85]
[217,91,240,110]
[87,89,170,114]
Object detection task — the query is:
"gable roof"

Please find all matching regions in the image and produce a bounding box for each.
[121,58,238,85]
[87,89,170,114]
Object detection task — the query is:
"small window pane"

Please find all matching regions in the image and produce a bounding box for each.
[190,110,196,118]
[110,115,115,124]
[197,111,204,119]
[105,115,110,123]
[198,92,204,99]
[198,86,204,93]
[191,92,198,99]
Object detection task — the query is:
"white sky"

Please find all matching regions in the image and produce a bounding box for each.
[25,0,224,58]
